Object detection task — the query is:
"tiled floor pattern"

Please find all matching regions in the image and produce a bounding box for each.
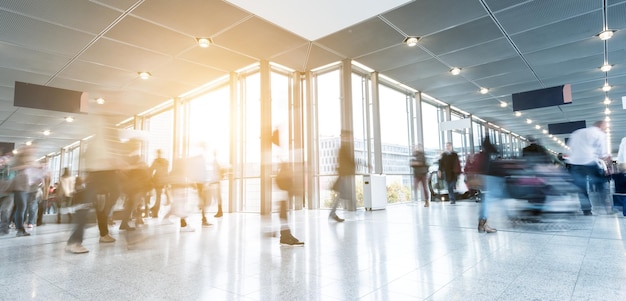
[1,199,625,300]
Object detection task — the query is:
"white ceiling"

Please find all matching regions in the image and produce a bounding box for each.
[226,0,412,40]
[1,0,626,158]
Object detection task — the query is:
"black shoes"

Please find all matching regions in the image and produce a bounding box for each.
[329,213,344,222]
[583,210,593,216]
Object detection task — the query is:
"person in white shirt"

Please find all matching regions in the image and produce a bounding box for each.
[616,137,626,171]
[566,120,611,215]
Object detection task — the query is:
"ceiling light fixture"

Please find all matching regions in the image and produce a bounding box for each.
[602,83,611,91]
[138,72,151,80]
[514,111,522,117]
[96,97,105,105]
[499,102,507,108]
[42,130,50,136]
[403,36,419,47]
[480,88,489,94]
[526,119,532,124]
[542,129,548,134]
[598,30,615,40]
[65,116,74,122]
[605,116,611,121]
[600,64,612,72]
[535,125,541,129]
[197,37,212,48]
[25,141,32,146]
[450,67,461,75]
[605,108,611,115]
[604,97,611,105]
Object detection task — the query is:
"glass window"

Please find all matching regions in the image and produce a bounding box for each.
[314,69,341,209]
[378,84,412,203]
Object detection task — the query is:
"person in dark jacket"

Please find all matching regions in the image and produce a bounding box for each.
[477,136,499,233]
[438,142,461,204]
[149,149,169,218]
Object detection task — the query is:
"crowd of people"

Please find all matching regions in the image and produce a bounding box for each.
[2,120,622,254]
[410,119,620,234]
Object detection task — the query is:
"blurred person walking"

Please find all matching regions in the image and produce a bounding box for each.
[272,127,304,246]
[10,145,44,237]
[329,130,357,222]
[162,157,196,232]
[566,120,611,215]
[83,120,126,243]
[119,139,152,231]
[149,149,169,218]
[57,167,75,223]
[476,137,499,233]
[65,177,90,254]
[411,144,430,207]
[438,142,461,204]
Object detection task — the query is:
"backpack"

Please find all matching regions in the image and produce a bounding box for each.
[275,162,292,190]
[464,152,486,174]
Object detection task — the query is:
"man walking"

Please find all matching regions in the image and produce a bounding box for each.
[566,120,611,215]
[438,142,461,204]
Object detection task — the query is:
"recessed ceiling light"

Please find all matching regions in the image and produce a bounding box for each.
[605,108,611,115]
[138,72,151,80]
[65,116,74,122]
[197,37,212,48]
[602,83,611,92]
[526,119,532,124]
[499,102,507,108]
[450,67,461,75]
[605,116,611,121]
[542,129,548,134]
[403,36,419,47]
[598,30,615,40]
[480,87,489,94]
[43,130,50,136]
[604,97,611,105]
[535,125,541,129]
[25,141,32,146]
[600,64,612,72]
[96,97,105,105]
[514,111,522,117]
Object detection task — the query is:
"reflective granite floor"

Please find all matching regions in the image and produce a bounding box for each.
[1,199,626,301]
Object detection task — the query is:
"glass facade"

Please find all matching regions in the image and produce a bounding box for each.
[39,60,533,215]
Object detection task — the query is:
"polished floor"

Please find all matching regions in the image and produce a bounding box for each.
[1,198,626,301]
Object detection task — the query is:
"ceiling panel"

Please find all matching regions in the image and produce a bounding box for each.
[315,17,404,58]
[438,38,518,68]
[0,43,70,75]
[355,44,432,72]
[0,0,121,34]
[131,0,251,37]
[2,0,626,157]
[0,10,95,56]
[304,45,344,71]
[417,17,503,56]
[495,0,601,35]
[104,16,197,56]
[79,38,171,72]
[179,45,256,73]
[382,0,487,37]
[511,12,603,54]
